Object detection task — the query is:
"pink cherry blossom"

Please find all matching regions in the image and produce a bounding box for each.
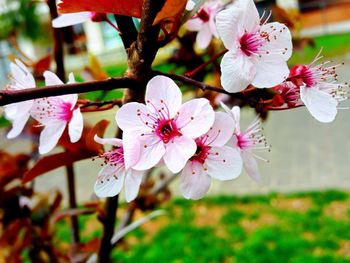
[180,112,243,200]
[30,71,83,154]
[52,12,106,28]
[222,104,270,184]
[93,135,145,202]
[116,75,215,173]
[289,54,349,123]
[4,59,36,139]
[216,0,292,92]
[185,1,221,49]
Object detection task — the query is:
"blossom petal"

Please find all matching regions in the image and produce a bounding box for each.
[68,108,83,143]
[94,165,125,198]
[94,135,123,147]
[260,22,293,61]
[300,86,338,123]
[180,161,211,200]
[235,0,260,33]
[185,18,203,31]
[124,169,144,202]
[220,51,256,92]
[216,6,243,50]
[10,60,35,89]
[131,135,165,171]
[205,112,235,147]
[122,132,141,169]
[116,102,152,133]
[176,98,215,138]
[39,122,66,154]
[44,71,64,85]
[6,112,31,139]
[205,146,242,180]
[196,24,212,49]
[252,56,289,88]
[163,135,196,173]
[145,76,182,118]
[242,150,261,184]
[52,12,91,28]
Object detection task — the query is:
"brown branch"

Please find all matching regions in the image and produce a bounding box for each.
[115,15,138,50]
[0,77,136,106]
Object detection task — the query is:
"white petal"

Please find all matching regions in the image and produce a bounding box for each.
[94,165,125,198]
[242,150,261,184]
[52,12,91,28]
[236,0,260,32]
[44,71,63,86]
[220,51,256,92]
[176,98,215,138]
[68,108,83,143]
[300,86,338,123]
[10,60,35,89]
[205,146,243,180]
[205,112,235,147]
[180,161,211,200]
[124,169,144,202]
[39,122,66,154]
[116,102,152,133]
[215,6,243,50]
[252,56,290,88]
[145,76,182,118]
[94,135,123,147]
[131,135,166,171]
[6,112,31,139]
[122,132,141,169]
[185,17,203,31]
[196,24,212,49]
[163,136,197,173]
[260,22,293,61]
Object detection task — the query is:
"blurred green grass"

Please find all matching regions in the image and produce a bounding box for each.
[54,190,350,262]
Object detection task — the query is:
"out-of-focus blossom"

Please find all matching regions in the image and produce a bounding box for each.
[4,60,36,139]
[222,104,269,184]
[216,0,292,92]
[185,1,221,49]
[186,0,195,11]
[52,11,107,28]
[289,56,349,123]
[31,72,83,154]
[180,112,242,200]
[116,76,215,173]
[93,135,145,202]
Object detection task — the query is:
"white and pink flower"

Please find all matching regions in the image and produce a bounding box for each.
[93,135,145,202]
[216,0,292,92]
[185,1,221,49]
[222,104,270,184]
[180,112,243,200]
[52,12,107,28]
[4,60,36,139]
[30,71,83,154]
[289,55,349,123]
[116,75,215,173]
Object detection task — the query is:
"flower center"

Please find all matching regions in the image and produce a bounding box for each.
[197,9,210,22]
[156,119,181,144]
[190,139,211,164]
[99,147,124,166]
[240,32,264,57]
[59,102,75,121]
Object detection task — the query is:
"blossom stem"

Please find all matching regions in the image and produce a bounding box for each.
[185,49,228,78]
[105,17,121,33]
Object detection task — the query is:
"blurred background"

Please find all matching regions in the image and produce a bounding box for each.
[0,0,350,262]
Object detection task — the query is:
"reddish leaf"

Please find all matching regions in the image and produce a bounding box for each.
[57,0,143,18]
[154,0,187,25]
[33,54,52,76]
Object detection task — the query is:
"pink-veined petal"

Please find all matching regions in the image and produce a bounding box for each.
[94,134,123,147]
[205,112,235,147]
[6,112,31,139]
[145,76,182,118]
[176,98,215,138]
[252,56,289,88]
[131,135,165,171]
[180,161,211,200]
[220,51,256,92]
[163,135,196,173]
[196,24,212,49]
[242,149,261,184]
[52,12,91,28]
[122,132,141,169]
[205,146,242,180]
[260,22,293,61]
[300,86,338,123]
[124,169,144,202]
[94,165,125,198]
[185,17,203,31]
[235,0,260,33]
[39,122,66,154]
[68,107,83,143]
[116,102,152,133]
[215,6,243,50]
